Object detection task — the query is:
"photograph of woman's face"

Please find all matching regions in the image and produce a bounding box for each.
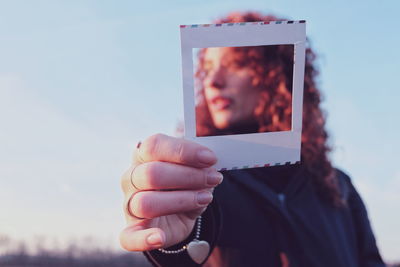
[194,45,295,137]
[203,47,264,131]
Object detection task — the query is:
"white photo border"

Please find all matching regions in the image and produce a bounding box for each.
[180,20,306,171]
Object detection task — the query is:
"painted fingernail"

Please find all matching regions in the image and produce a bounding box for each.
[197,149,216,165]
[197,191,213,205]
[136,141,142,149]
[147,232,163,246]
[207,171,223,186]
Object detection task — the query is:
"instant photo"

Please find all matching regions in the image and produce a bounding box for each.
[180,21,306,171]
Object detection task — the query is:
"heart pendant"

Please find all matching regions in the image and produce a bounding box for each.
[187,240,210,264]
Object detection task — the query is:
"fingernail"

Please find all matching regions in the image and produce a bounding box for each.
[197,149,216,165]
[197,191,213,205]
[207,171,223,186]
[147,232,163,246]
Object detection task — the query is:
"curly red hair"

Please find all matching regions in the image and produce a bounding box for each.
[195,12,341,206]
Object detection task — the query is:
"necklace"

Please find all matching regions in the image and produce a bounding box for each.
[158,216,210,264]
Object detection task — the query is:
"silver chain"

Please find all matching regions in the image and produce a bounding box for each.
[158,216,202,254]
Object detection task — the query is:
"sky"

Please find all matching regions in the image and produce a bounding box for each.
[0,0,399,262]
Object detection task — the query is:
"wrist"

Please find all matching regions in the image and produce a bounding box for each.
[144,200,220,266]
[158,216,209,264]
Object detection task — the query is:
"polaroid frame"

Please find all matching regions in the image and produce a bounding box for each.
[180,20,306,171]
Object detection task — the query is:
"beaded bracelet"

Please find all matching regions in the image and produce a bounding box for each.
[158,216,210,264]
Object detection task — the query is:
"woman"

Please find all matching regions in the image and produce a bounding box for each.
[120,12,385,267]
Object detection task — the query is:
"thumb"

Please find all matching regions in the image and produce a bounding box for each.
[120,225,166,251]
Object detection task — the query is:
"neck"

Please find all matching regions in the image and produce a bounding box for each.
[217,122,259,135]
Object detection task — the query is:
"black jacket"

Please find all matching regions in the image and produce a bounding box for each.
[145,165,385,267]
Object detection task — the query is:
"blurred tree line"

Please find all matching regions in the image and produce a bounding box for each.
[0,234,151,267]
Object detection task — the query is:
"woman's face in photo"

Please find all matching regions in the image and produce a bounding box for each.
[203,47,265,131]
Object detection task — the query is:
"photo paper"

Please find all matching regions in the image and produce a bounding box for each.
[180,21,306,171]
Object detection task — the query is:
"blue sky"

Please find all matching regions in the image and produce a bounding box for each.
[0,0,399,262]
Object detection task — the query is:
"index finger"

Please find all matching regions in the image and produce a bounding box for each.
[134,134,217,168]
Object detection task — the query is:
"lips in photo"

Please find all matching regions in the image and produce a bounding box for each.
[210,96,233,110]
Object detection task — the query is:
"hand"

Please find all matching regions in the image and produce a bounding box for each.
[120,134,223,251]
